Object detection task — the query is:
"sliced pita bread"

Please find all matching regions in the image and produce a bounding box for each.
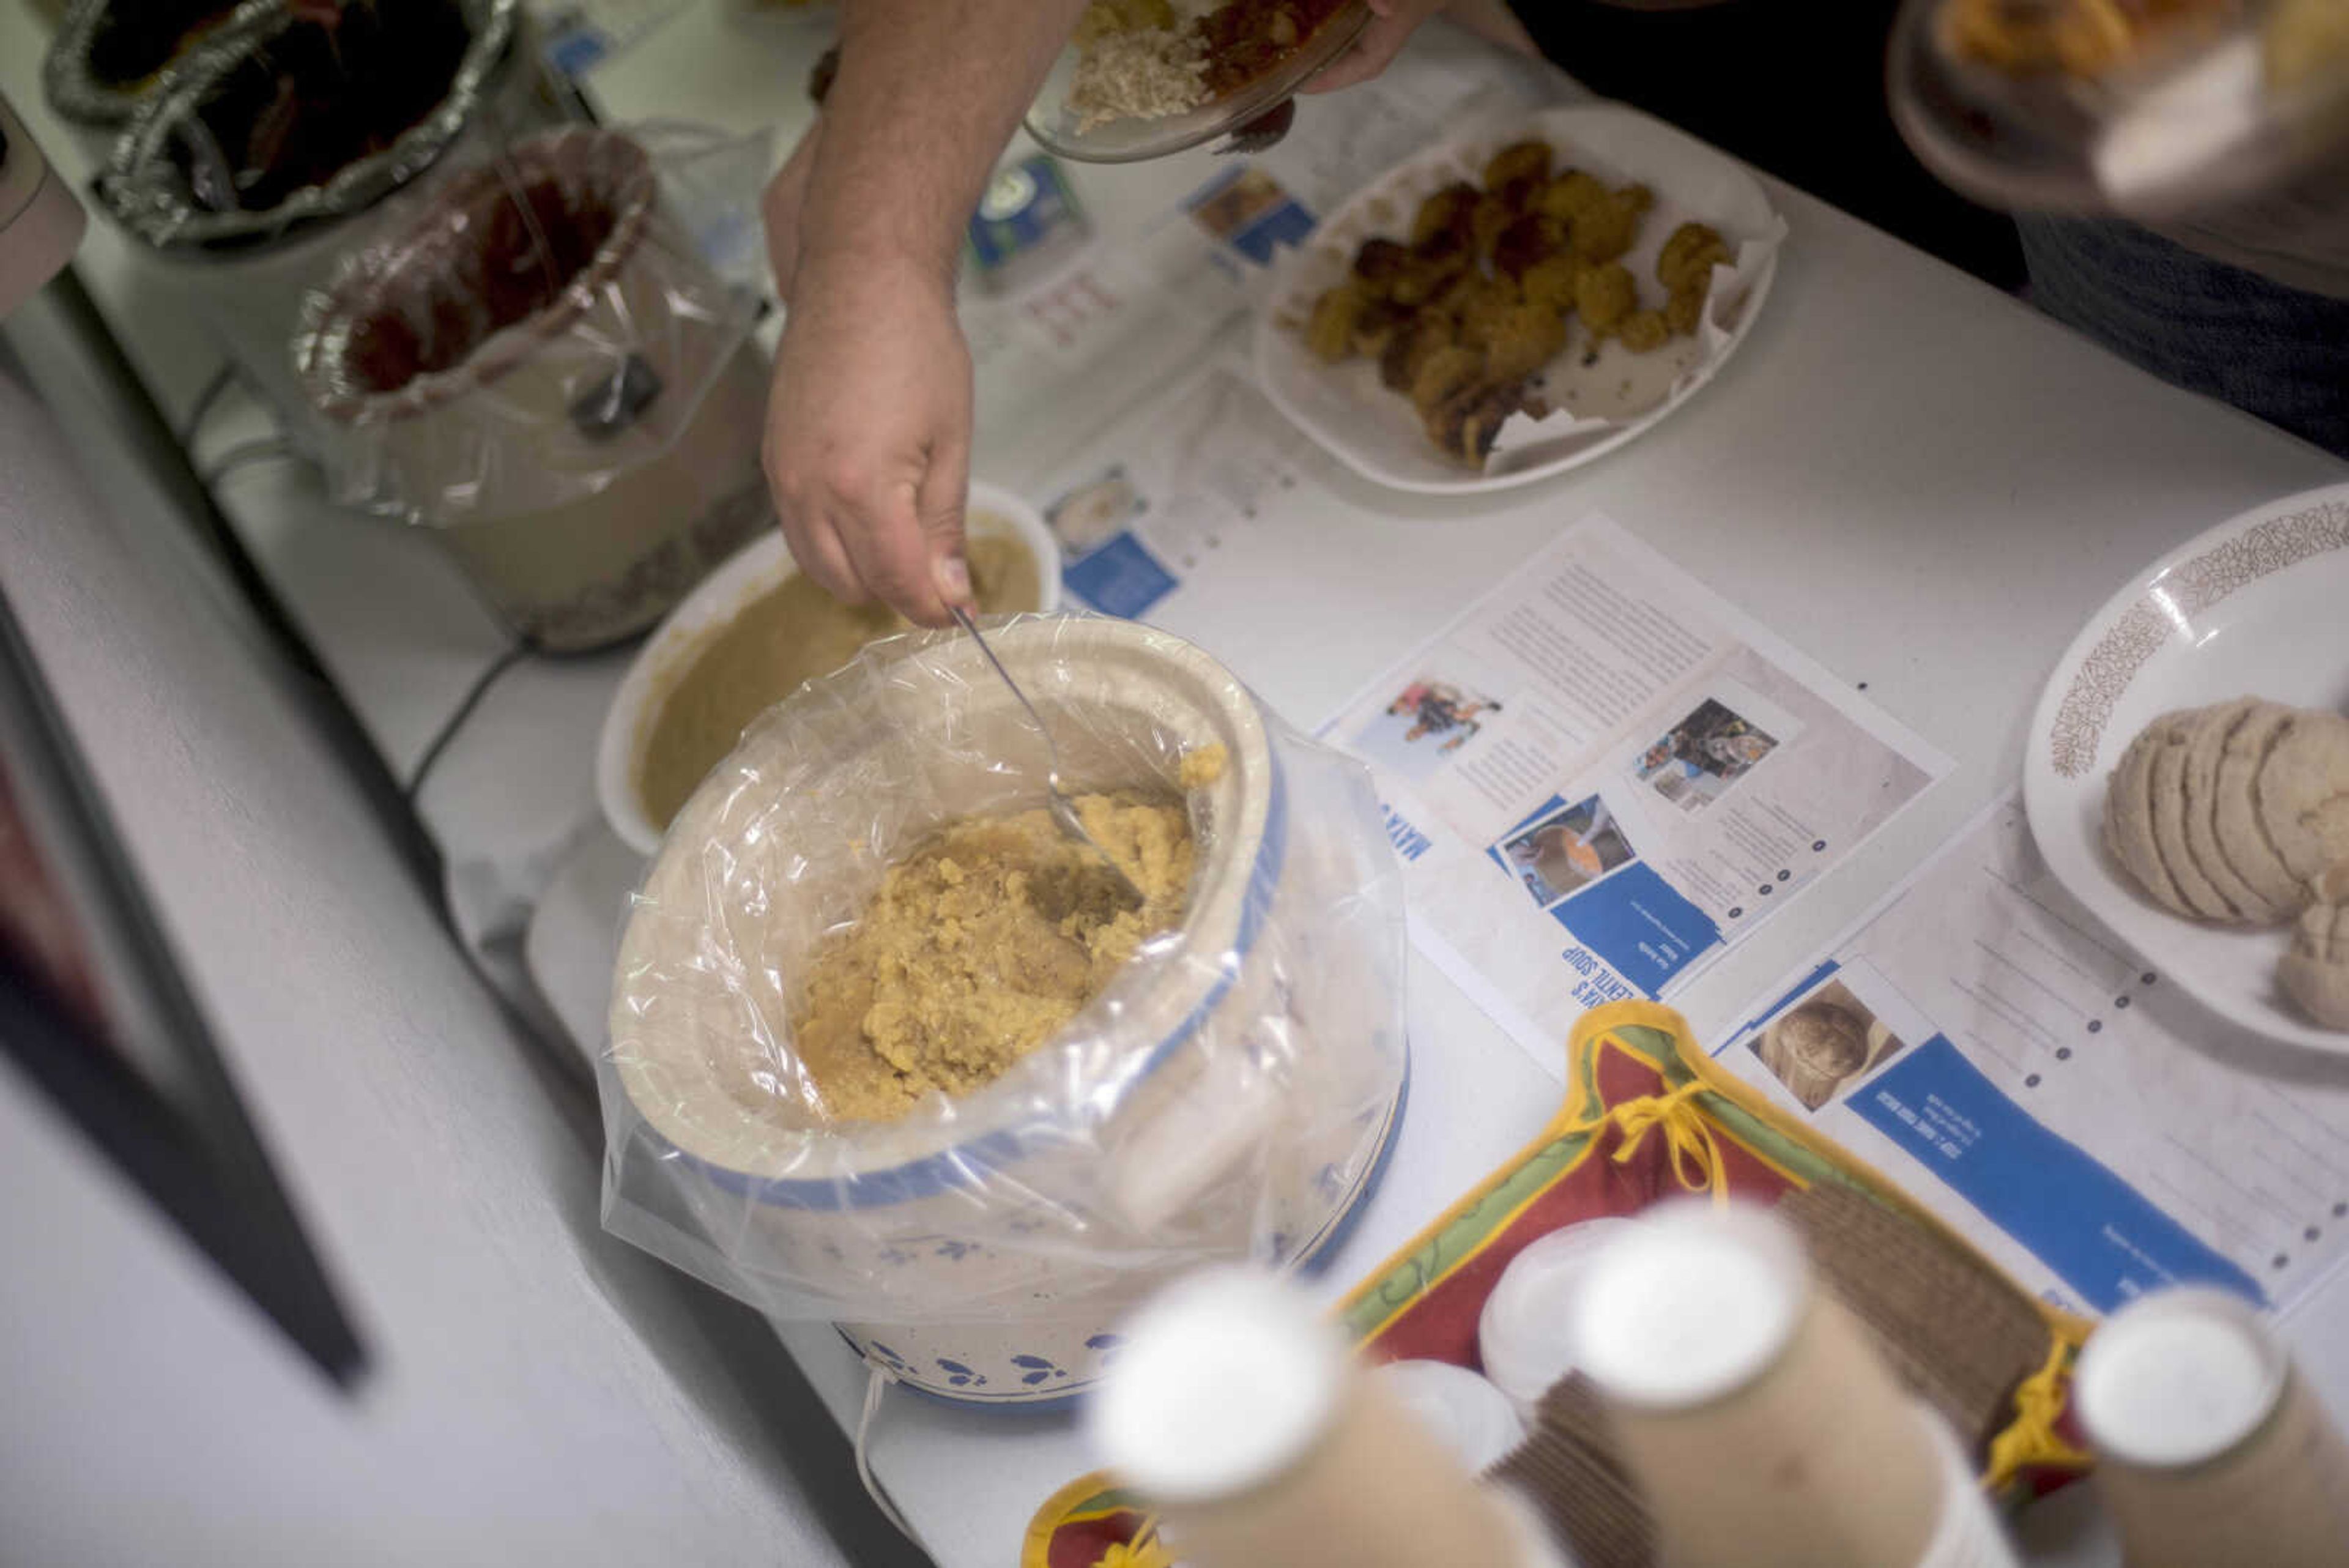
[2214,702,2306,913]
[2181,699,2277,924]
[2258,712,2349,888]
[2104,720,2192,916]
[2280,903,2349,1031]
[2150,708,2236,920]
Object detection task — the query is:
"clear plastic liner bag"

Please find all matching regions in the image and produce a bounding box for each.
[289,122,776,648]
[599,615,1409,1329]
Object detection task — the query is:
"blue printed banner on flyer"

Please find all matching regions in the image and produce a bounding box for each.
[1551,861,1722,996]
[1186,165,1316,266]
[1045,466,1180,618]
[1854,1036,2263,1311]
[1063,533,1178,619]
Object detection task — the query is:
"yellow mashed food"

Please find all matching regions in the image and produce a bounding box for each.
[793,745,1226,1123]
[637,530,1039,832]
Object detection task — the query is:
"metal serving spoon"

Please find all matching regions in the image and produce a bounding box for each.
[951,606,1147,908]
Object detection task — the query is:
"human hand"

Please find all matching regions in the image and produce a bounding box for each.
[761,121,822,305]
[1297,0,1450,95]
[763,252,974,626]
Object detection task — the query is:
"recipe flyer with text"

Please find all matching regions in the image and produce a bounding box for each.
[1327,515,1950,1061]
[1716,795,2349,1316]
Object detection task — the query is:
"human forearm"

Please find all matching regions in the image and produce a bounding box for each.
[799,0,1093,287]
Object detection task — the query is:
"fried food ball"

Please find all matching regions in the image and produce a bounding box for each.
[1665,280,1707,337]
[1471,192,1518,261]
[1453,275,1524,349]
[1493,175,1543,217]
[1483,139,1553,193]
[1380,313,1461,393]
[1427,264,1485,317]
[1351,297,1409,357]
[1939,0,2063,73]
[2266,0,2349,91]
[1536,169,1609,225]
[1492,214,1568,281]
[1391,252,1470,308]
[1519,253,1582,316]
[1425,377,1531,468]
[1614,183,1655,217]
[1351,237,1412,295]
[1575,262,1638,336]
[1482,304,1570,382]
[1305,282,1367,363]
[1410,344,1487,419]
[1411,182,1480,252]
[1569,191,1646,266]
[1657,221,1732,292]
[1414,223,1471,269]
[1619,308,1671,354]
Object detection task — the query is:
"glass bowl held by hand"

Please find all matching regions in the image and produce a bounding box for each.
[1888,0,2349,221]
[1025,0,1371,165]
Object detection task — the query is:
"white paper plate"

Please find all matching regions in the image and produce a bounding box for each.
[1253,102,1785,496]
[2024,483,2349,1054]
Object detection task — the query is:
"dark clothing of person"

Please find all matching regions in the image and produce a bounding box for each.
[2018,213,2349,461]
[1504,0,2027,289]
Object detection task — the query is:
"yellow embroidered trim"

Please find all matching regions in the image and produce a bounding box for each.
[1984,1331,2093,1490]
[1091,1520,1174,1568]
[1567,1077,1731,1202]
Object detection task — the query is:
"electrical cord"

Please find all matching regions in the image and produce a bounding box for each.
[403,639,535,802]
[855,1365,931,1556]
[200,437,297,488]
[176,362,239,449]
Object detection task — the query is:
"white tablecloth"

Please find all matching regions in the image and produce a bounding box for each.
[12,5,2349,1563]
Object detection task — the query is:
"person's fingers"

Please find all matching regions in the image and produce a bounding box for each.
[838,473,952,626]
[915,402,973,614]
[766,419,864,607]
[1297,0,1435,94]
[787,502,869,606]
[1296,20,1409,92]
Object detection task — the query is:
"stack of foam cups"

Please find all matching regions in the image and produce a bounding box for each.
[1569,1200,2020,1568]
[1088,1268,1572,1568]
[2072,1284,2349,1568]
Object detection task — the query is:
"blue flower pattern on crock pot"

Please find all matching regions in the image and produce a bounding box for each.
[1010,1354,1070,1386]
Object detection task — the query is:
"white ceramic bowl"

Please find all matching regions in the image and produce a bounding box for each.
[594,481,1061,856]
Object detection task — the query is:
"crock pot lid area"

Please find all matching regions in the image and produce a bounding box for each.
[94,0,519,251]
[611,618,1288,1205]
[294,128,659,423]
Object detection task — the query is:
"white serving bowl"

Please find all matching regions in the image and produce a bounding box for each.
[594,481,1061,856]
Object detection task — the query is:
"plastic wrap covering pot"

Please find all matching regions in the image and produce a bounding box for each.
[88,0,570,423]
[294,128,769,651]
[600,617,1410,1406]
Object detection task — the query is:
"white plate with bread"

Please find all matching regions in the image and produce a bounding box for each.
[2025,483,2349,1052]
